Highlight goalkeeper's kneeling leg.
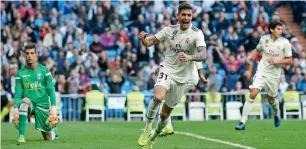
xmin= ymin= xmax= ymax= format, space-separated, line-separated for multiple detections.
xmin=41 ymin=129 xmax=56 ymax=141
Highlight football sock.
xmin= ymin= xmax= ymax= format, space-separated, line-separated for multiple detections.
xmin=0 ymin=107 xmax=10 ymax=120
xmin=240 ymin=98 xmax=254 ymax=124
xmin=149 ymin=117 xmax=169 ymax=142
xmin=166 ymin=116 xmax=172 ymax=128
xmin=272 ymin=99 xmax=280 ymax=117
xmin=19 ymin=103 xmax=28 ymax=136
xmin=145 ymin=99 xmax=161 ymax=130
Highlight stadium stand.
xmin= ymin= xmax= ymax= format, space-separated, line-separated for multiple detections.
xmin=1 ymin=1 xmax=305 ymax=121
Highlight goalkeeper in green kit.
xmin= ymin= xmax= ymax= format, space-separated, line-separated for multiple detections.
xmin=13 ymin=43 xmax=58 ymax=143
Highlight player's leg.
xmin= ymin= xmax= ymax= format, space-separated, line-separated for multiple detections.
xmin=41 ymin=129 xmax=56 ymax=141
xmin=138 ymin=85 xmax=167 ymax=146
xmin=17 ymin=98 xmax=32 ymax=143
xmin=143 ymin=103 xmax=173 ymax=149
xmin=1 ymin=99 xmax=13 ymax=121
xmin=34 ymin=105 xmax=57 ymax=141
xmin=240 ymin=88 xmax=260 ymax=123
xmin=235 ymin=74 xmax=264 ymax=130
xmin=265 ymin=78 xmax=281 ymax=127
xmin=145 ymin=85 xmax=166 ymax=130
xmin=159 ymin=116 xmax=174 ymax=137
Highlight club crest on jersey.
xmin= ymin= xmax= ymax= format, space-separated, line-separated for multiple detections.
xmin=171 ymin=30 xmax=178 ymax=40
xmin=185 ymin=38 xmax=190 ymax=44
xmin=37 ymin=73 xmax=41 ymax=79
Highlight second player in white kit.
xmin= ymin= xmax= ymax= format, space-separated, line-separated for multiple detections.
xmin=235 ymin=20 xmax=292 ymax=130
xmin=137 ymin=3 xmax=207 ymax=149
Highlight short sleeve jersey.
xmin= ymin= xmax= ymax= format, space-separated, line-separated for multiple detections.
xmin=256 ymin=35 xmax=292 ymax=79
xmin=154 ymin=24 xmax=206 ymax=83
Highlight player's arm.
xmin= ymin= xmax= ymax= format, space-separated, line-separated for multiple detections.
xmin=14 ymin=71 xmax=22 ymax=108
xmin=269 ymin=57 xmax=292 ymax=65
xmin=45 ymin=70 xmax=56 ymax=113
xmin=247 ymin=37 xmax=264 ymax=64
xmin=248 ymin=48 xmax=262 ymax=60
xmin=139 ymin=33 xmax=159 ymax=47
xmin=268 ymin=41 xmax=293 ymax=65
xmin=140 ymin=26 xmax=169 ymax=47
xmin=196 ymin=62 xmax=208 ymax=84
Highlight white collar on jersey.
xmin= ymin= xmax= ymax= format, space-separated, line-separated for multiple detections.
xmin=179 ymin=24 xmax=192 ymax=33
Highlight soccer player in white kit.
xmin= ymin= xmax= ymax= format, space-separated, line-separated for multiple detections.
xmin=235 ymin=20 xmax=292 ymax=130
xmin=137 ymin=3 xmax=207 ymax=149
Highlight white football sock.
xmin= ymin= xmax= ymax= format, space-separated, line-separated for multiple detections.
xmin=271 ymin=99 xmax=280 ymax=117
xmin=166 ymin=116 xmax=172 ymax=128
xmin=144 ymin=99 xmax=161 ymax=130
xmin=240 ymin=98 xmax=254 ymax=124
xmin=149 ymin=117 xmax=169 ymax=142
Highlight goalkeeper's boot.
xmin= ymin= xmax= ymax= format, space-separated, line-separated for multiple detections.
xmin=17 ymin=135 xmax=26 ymax=144
xmin=55 ymin=129 xmax=59 ymax=139
xmin=138 ymin=129 xmax=152 ymax=146
xmin=235 ymin=122 xmax=246 ymax=130
xmin=274 ymin=116 xmax=281 ymax=127
xmin=159 ymin=126 xmax=174 ymax=137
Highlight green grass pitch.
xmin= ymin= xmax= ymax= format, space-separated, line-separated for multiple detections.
xmin=1 ymin=120 xmax=306 ymax=149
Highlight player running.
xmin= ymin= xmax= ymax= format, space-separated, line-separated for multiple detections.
xmin=13 ymin=43 xmax=58 ymax=143
xmin=235 ymin=20 xmax=292 ymax=130
xmin=137 ymin=3 xmax=207 ymax=149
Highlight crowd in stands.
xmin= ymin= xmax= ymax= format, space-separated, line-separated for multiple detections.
xmin=290 ymin=1 xmax=306 ymax=37
xmin=1 ymin=0 xmax=305 ymax=103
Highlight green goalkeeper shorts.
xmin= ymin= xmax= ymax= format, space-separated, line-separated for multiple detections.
xmin=31 ymin=104 xmax=54 ymax=133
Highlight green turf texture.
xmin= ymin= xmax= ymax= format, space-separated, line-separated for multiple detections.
xmin=1 ymin=120 xmax=306 ymax=149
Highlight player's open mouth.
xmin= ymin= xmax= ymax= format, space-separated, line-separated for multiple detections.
xmin=182 ymin=21 xmax=189 ymax=25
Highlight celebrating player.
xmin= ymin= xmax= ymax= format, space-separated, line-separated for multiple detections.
xmin=137 ymin=3 xmax=206 ymax=149
xmin=13 ymin=43 xmax=58 ymax=143
xmin=235 ymin=20 xmax=292 ymax=130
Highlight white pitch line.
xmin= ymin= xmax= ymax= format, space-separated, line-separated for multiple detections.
xmin=176 ymin=131 xmax=256 ymax=149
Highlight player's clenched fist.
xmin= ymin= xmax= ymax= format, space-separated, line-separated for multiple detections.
xmin=179 ymin=52 xmax=191 ymax=62
xmin=138 ymin=31 xmax=148 ymax=40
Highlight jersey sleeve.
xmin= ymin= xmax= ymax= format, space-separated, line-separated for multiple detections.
xmin=195 ymin=31 xmax=206 ymax=48
xmin=256 ymin=36 xmax=264 ymax=52
xmin=283 ymin=40 xmax=292 ymax=57
xmin=45 ymin=69 xmax=56 ymax=105
xmin=195 ymin=62 xmax=203 ymax=69
xmin=14 ymin=71 xmax=22 ymax=107
xmin=154 ymin=27 xmax=168 ymax=42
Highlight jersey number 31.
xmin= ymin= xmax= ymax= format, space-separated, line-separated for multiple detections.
xmin=159 ymin=72 xmax=168 ymax=80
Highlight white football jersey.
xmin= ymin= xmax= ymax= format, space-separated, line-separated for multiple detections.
xmin=155 ymin=24 xmax=206 ymax=83
xmin=256 ymin=35 xmax=292 ymax=79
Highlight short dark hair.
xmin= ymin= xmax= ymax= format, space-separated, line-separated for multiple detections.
xmin=268 ymin=20 xmax=284 ymax=33
xmin=24 ymin=43 xmax=36 ymax=53
xmin=178 ymin=2 xmax=193 ymax=13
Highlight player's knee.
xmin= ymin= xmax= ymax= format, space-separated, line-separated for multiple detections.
xmin=19 ymin=103 xmax=29 ymax=111
xmin=154 ymin=94 xmax=165 ymax=102
xmin=21 ymin=98 xmax=31 ymax=104
xmin=160 ymin=112 xmax=170 ymax=120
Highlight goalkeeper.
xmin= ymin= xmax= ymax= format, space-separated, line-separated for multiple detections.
xmin=13 ymin=43 xmax=58 ymax=143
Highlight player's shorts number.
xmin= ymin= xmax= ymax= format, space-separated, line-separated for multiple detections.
xmin=159 ymin=72 xmax=168 ymax=80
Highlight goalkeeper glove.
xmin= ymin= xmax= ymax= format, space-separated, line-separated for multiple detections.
xmin=46 ymin=106 xmax=58 ymax=129
xmin=13 ymin=108 xmax=19 ymax=129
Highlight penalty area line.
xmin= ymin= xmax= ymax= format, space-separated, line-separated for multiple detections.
xmin=176 ymin=131 xmax=256 ymax=149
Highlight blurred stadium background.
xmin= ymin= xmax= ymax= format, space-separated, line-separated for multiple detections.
xmin=1 ymin=0 xmax=306 ymax=149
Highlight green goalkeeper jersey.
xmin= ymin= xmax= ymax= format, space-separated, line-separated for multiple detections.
xmin=14 ymin=64 xmax=56 ymax=109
